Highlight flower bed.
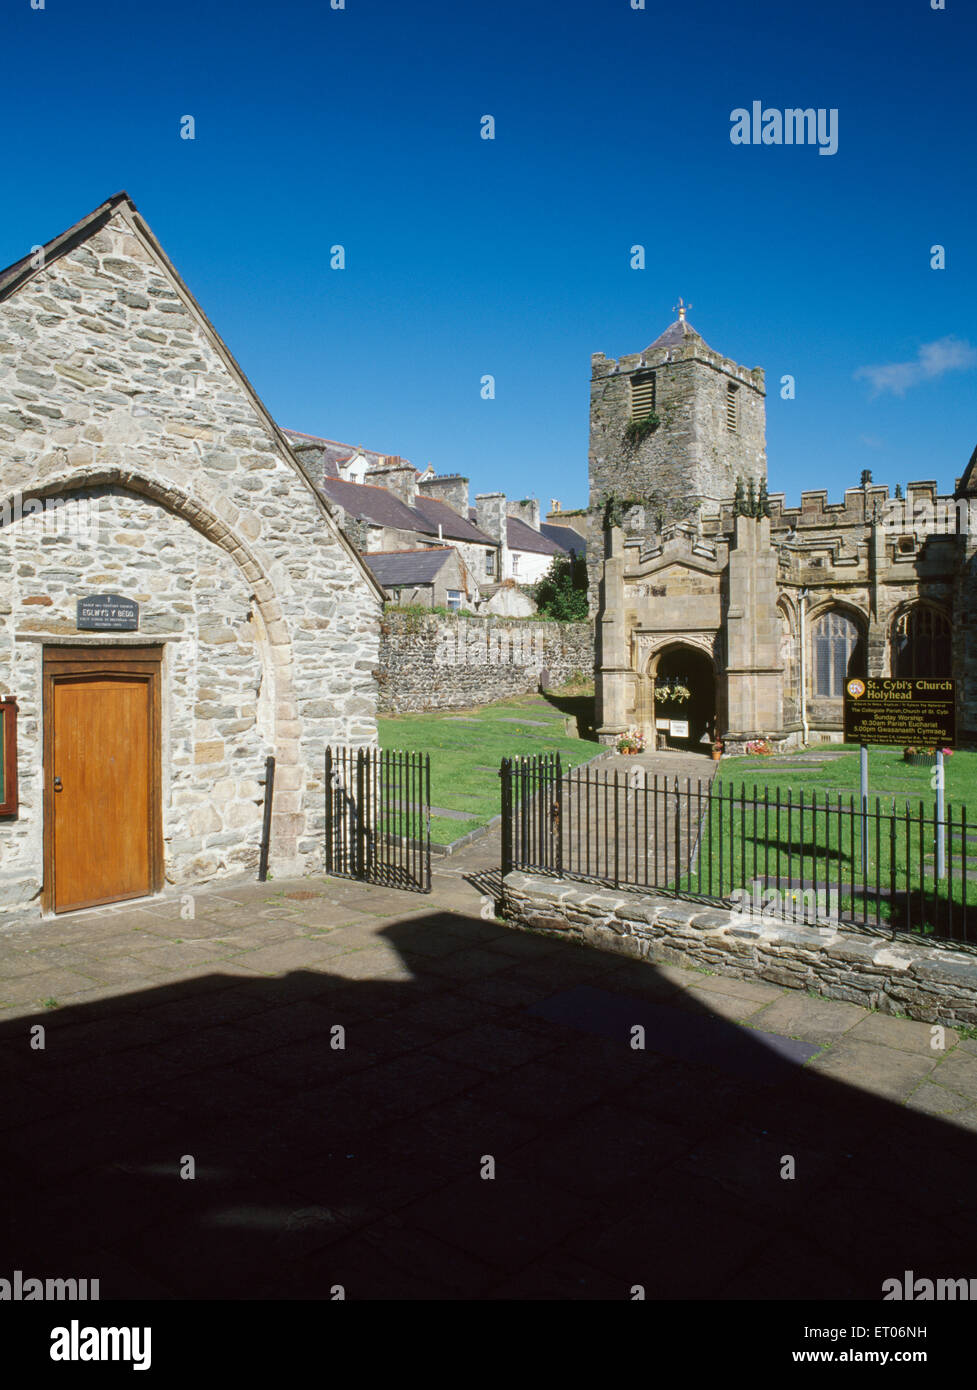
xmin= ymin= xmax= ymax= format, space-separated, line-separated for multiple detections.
xmin=745 ymin=738 xmax=773 ymax=756
xmin=903 ymin=746 xmax=954 ymax=766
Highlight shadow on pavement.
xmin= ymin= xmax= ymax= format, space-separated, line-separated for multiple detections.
xmin=1 ymin=907 xmax=975 ymax=1299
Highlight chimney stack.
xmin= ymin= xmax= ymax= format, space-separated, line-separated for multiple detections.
xmin=506 ymin=497 xmax=540 ymax=531
xmin=365 ymin=459 xmax=418 ymax=507
xmin=416 ymin=473 xmax=470 ymax=517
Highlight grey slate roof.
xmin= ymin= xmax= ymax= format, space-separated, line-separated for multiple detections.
xmin=319 ymin=477 xmax=494 ymax=544
xmin=319 ymin=477 xmax=426 ymax=531
xmin=506 ymin=515 xmax=563 ymax=555
xmin=414 ymin=496 xmax=493 ymax=544
xmin=644 ymin=316 xmax=712 ymax=354
xmin=363 ymin=548 xmax=454 ymax=586
xmin=540 ymin=522 xmax=586 ymax=557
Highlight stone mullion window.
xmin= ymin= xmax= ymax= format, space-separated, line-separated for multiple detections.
xmin=812 ymin=611 xmax=864 ymax=697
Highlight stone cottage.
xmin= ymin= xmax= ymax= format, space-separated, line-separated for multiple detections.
xmin=0 ymin=192 xmax=382 ymax=919
xmin=362 ymin=546 xmax=476 ymax=609
xmin=591 ymin=306 xmax=977 ymax=751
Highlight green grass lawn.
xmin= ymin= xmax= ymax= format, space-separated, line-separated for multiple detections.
xmin=685 ymin=745 xmax=977 ymax=935
xmin=716 ymin=743 xmax=977 ymax=807
xmin=379 ymin=692 xmax=599 ymax=844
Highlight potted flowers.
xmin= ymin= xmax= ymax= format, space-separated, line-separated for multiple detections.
xmin=711 ymin=737 xmax=723 ymax=762
xmin=656 ymin=679 xmax=692 ymax=704
xmin=616 ymin=727 xmax=647 ymax=755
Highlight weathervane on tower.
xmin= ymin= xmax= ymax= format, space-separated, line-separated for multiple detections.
xmin=672 ymin=297 xmax=691 ymax=322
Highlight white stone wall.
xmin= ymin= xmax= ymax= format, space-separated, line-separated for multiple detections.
xmin=507 ymin=547 xmax=552 ymax=586
xmin=0 ymin=201 xmax=380 ymax=916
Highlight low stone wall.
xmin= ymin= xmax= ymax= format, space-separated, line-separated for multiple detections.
xmin=503 ymin=871 xmax=977 ymax=1027
xmin=377 ymin=612 xmax=593 ymax=713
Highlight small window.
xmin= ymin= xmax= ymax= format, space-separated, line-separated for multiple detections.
xmin=630 ymin=369 xmax=656 ymax=420
xmin=485 ymin=550 xmax=495 ymax=576
xmin=512 ymin=554 xmax=520 ymax=574
xmin=726 ymin=382 xmax=739 ymax=432
xmin=446 ymin=589 xmax=463 ymax=612
xmin=898 ymin=536 xmax=914 ymax=555
xmin=0 ymin=697 xmax=19 ymax=817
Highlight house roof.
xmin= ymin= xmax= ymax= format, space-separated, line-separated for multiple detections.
xmin=282 ymin=430 xmax=390 ymax=481
xmin=0 ymin=191 xmax=387 ymax=603
xmin=320 ymin=477 xmax=427 ymax=531
xmin=507 ymin=515 xmax=563 ymax=555
xmin=318 ymin=476 xmax=494 ymax=544
xmin=541 ymin=522 xmax=586 ymax=557
xmin=363 ymin=548 xmax=455 ymax=586
xmin=413 ymin=495 xmax=493 ymax=544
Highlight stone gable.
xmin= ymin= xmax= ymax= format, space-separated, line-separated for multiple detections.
xmin=0 ymin=195 xmax=382 ymax=918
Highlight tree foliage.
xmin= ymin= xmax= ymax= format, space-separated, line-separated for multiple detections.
xmin=532 ymin=551 xmax=589 ymax=621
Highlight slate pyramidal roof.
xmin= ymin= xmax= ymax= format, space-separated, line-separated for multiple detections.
xmin=643 ymin=313 xmax=712 ymax=355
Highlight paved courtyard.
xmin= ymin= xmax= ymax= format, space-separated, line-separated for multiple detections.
xmin=2 ymin=835 xmax=977 ymax=1299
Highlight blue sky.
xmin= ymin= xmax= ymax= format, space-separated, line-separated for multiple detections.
xmin=3 ymin=0 xmax=975 ymax=508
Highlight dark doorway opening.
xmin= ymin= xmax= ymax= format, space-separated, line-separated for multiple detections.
xmin=653 ymin=646 xmax=716 ymax=752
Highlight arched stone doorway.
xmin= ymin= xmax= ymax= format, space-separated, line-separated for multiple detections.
xmin=650 ymin=644 xmax=716 ymax=752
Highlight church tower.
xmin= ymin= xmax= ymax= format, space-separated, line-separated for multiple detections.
xmin=588 ymin=302 xmax=767 ymax=524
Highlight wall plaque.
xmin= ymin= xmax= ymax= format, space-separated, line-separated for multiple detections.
xmin=76 ymin=594 xmax=139 ymax=632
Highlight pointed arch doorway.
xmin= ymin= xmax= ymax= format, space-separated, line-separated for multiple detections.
xmin=649 ymin=644 xmax=717 ymax=752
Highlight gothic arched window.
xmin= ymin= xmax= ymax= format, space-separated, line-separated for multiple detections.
xmin=891 ymin=605 xmax=951 ymax=679
xmin=812 ymin=610 xmax=865 ymax=697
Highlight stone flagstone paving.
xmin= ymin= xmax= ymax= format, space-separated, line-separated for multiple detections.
xmin=1 ymin=835 xmax=977 ymax=1299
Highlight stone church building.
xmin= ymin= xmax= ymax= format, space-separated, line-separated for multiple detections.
xmin=592 ymin=305 xmax=977 ymax=752
xmin=0 ymin=193 xmax=382 ymax=920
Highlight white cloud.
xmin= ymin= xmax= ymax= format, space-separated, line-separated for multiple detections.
xmin=855 ymin=336 xmax=977 ymax=396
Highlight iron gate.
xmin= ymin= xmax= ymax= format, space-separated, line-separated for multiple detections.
xmin=325 ymin=746 xmax=431 ymax=893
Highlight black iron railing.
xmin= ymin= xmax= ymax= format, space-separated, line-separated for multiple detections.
xmin=500 ymin=755 xmax=974 ymax=942
xmin=326 ymin=746 xmax=431 ymax=893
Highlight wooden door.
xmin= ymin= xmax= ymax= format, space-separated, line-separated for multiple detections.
xmin=44 ymin=648 xmax=162 ymax=913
